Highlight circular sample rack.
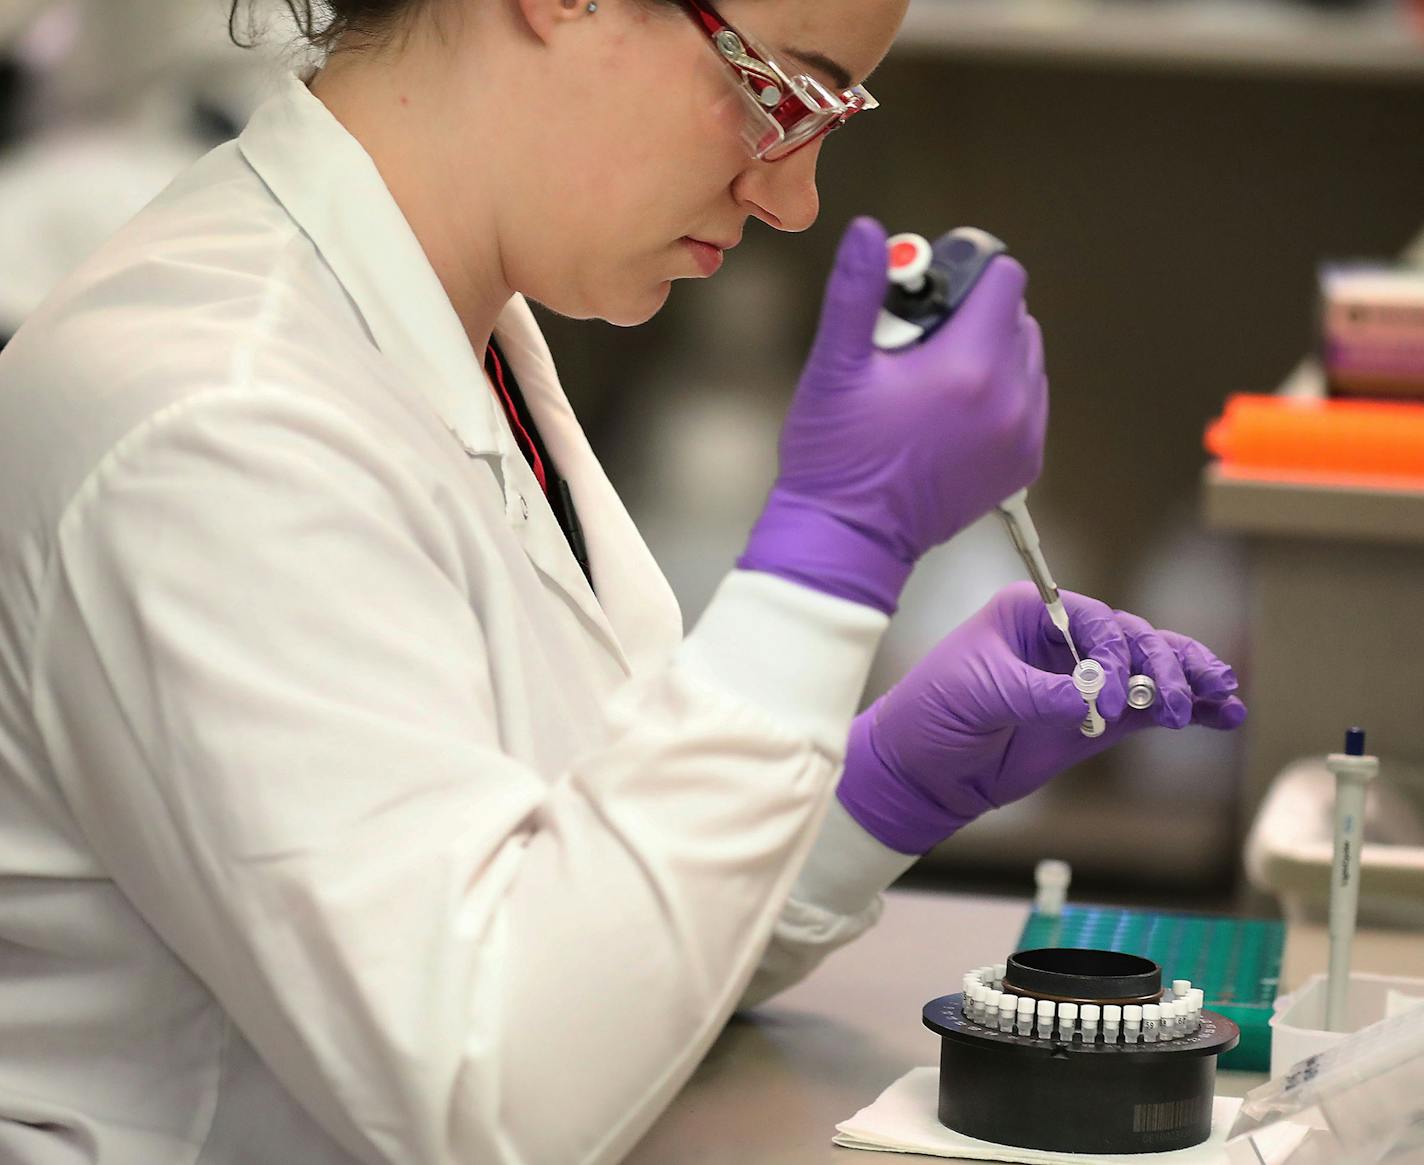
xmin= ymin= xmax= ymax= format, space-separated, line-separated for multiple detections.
xmin=924 ymin=948 xmax=1240 ymax=1155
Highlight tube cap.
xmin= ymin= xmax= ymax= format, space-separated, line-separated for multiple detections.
xmin=1072 ymin=659 xmax=1107 ymax=697
xmin=1127 ymin=674 xmax=1158 ymax=710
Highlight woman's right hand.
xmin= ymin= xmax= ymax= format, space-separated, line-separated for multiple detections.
xmin=738 ymin=216 xmax=1048 ymax=614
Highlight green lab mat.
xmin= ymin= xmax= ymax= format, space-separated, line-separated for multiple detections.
xmin=1018 ymin=905 xmax=1285 ymax=1072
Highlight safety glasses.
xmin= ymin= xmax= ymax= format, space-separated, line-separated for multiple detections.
xmin=681 ymin=0 xmax=878 ymax=162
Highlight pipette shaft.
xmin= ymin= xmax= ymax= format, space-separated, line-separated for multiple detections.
xmin=1325 ymin=727 xmax=1378 ymax=1032
xmin=996 ymin=489 xmax=1081 ymax=664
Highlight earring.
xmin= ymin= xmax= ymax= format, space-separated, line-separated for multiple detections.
xmin=586 ymin=1 xmax=597 ymax=11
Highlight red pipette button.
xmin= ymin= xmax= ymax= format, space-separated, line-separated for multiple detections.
xmin=885 ymin=232 xmax=933 ymax=290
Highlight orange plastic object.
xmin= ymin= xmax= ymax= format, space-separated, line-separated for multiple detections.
xmin=1205 ymin=394 xmax=1424 ymax=487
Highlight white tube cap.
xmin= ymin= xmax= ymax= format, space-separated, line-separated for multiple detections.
xmin=1072 ymin=659 xmax=1107 ymax=697
xmin=1173 ymin=979 xmax=1192 ymax=999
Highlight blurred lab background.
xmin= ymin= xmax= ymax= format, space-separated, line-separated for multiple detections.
xmin=2 ymin=0 xmax=1423 ymax=913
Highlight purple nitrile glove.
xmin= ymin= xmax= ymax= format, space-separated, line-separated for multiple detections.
xmin=838 ymin=583 xmax=1249 ymax=855
xmin=738 ymin=217 xmax=1048 ymax=615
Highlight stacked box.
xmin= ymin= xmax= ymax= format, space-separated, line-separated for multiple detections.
xmin=1322 ymin=265 xmax=1424 ymax=400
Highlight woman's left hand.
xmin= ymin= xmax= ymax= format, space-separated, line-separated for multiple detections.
xmin=836 ymin=582 xmax=1248 ymax=855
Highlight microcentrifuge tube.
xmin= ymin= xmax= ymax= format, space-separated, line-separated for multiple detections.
xmin=1059 ymin=1002 xmax=1080 ymax=1040
xmin=1081 ymin=1004 xmax=1101 ymax=1042
xmin=992 ymin=963 xmax=1007 ymax=988
xmin=998 ymin=994 xmax=1017 ymax=1032
xmin=1103 ymin=1004 xmax=1122 ymax=1042
xmin=1188 ymin=989 xmax=1204 ymax=1032
xmin=1124 ymin=1005 xmax=1143 ymax=1042
xmin=1073 ymin=659 xmax=1107 ymax=738
xmin=1142 ymin=1004 xmax=1161 ymax=1043
xmin=1034 ymin=859 xmax=1072 ymax=916
xmin=1173 ymin=979 xmax=1191 ymax=999
xmin=1016 ymin=997 xmax=1035 ymax=1035
xmin=1036 ymin=999 xmax=1055 ymax=1038
xmin=986 ymin=989 xmax=1003 ymax=1025
xmin=1162 ymin=1001 xmax=1179 ymax=1040
xmin=972 ymin=984 xmax=990 ymax=1022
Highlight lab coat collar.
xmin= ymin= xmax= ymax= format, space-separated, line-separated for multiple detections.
xmin=237 ymin=76 xmax=683 ymax=674
xmin=237 ymin=74 xmax=504 ymax=458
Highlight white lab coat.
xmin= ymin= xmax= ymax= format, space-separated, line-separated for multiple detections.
xmin=0 ymin=76 xmax=914 ymax=1165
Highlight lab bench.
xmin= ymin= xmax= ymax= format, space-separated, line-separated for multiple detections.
xmin=625 ymin=888 xmax=1424 ymax=1163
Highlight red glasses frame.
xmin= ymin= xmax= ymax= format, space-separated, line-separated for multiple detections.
xmin=680 ymin=0 xmax=878 ymax=162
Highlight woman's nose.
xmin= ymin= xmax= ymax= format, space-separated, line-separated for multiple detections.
xmin=733 ymin=140 xmax=822 ymax=233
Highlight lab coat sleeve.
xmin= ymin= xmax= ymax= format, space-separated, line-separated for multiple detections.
xmin=29 ymin=385 xmax=888 ymax=1165
xmin=739 ymin=798 xmax=920 ymax=1009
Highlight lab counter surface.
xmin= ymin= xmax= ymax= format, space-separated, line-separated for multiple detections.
xmin=626 ymin=888 xmax=1424 ymax=1163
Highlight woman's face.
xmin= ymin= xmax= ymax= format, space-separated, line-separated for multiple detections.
xmin=490 ymin=0 xmax=909 ymax=326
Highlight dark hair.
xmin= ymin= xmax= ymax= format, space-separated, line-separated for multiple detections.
xmin=230 ymin=0 xmax=682 ymax=49
xmin=228 ymin=1 xmax=415 ymax=49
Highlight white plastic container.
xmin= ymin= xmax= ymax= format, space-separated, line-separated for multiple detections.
xmin=1246 ymin=756 xmax=1424 ymax=928
xmin=1269 ymin=970 xmax=1424 ymax=1079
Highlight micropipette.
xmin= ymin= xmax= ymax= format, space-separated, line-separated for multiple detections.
xmin=996 ymin=489 xmax=1082 ymax=665
xmin=872 ymin=228 xmax=1085 ymax=667
xmin=1325 ymin=727 xmax=1379 ymax=1032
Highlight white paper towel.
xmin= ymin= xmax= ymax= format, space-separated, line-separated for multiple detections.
xmin=834 ymin=1067 xmax=1242 ymax=1163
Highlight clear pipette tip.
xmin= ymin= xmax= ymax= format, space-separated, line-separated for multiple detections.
xmin=1046 ymin=598 xmax=1082 ymax=665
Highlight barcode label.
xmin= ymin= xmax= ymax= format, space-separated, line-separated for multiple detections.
xmin=1133 ymin=1096 xmax=1207 ymax=1135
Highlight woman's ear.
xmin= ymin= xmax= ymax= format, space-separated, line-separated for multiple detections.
xmin=515 ymin=0 xmax=590 ymax=43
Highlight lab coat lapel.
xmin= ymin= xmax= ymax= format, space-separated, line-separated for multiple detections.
xmin=238 ymin=77 xmax=632 ymax=669
xmin=237 ymin=76 xmax=502 ymax=460
xmin=484 ymin=356 xmax=635 ymax=677
xmin=493 ymin=300 xmax=685 ymax=675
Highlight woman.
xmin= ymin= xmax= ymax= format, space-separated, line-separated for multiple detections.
xmin=0 ymin=1 xmax=1246 ymax=1162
